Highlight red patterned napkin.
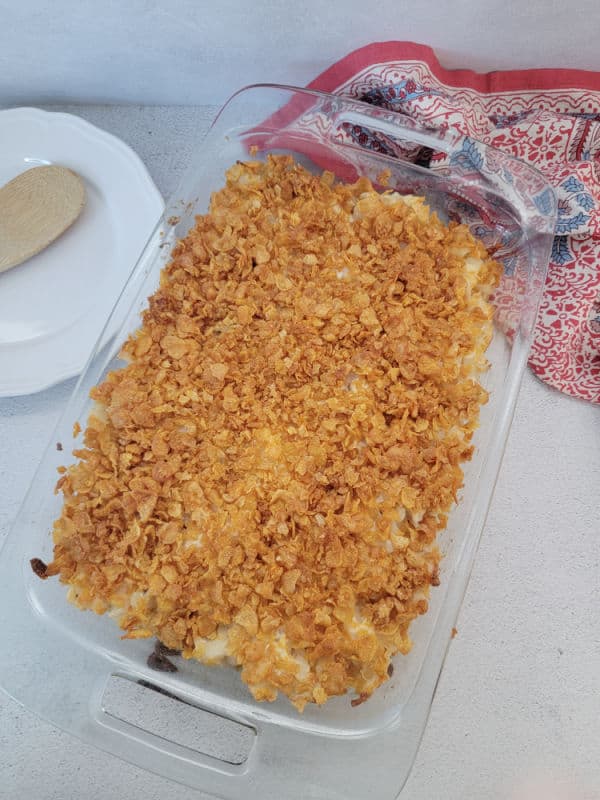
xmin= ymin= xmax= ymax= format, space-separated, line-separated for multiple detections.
xmin=307 ymin=42 xmax=600 ymax=403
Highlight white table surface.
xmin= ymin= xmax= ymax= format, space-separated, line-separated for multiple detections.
xmin=0 ymin=105 xmax=598 ymax=800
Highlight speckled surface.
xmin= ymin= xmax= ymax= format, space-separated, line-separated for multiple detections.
xmin=0 ymin=106 xmax=598 ymax=800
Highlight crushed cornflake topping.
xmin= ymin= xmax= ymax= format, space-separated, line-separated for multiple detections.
xmin=48 ymin=155 xmax=501 ymax=710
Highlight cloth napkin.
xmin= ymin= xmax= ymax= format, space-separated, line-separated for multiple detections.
xmin=307 ymin=42 xmax=600 ymax=404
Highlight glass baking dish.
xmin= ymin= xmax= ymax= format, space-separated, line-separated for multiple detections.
xmin=0 ymin=85 xmax=556 ymax=799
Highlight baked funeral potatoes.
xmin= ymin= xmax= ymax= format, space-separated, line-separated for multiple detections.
xmin=43 ymin=156 xmax=501 ymax=710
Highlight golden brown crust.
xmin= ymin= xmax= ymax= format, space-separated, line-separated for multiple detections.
xmin=49 ymin=155 xmax=500 ymax=710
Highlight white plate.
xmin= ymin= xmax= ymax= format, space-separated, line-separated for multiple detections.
xmin=0 ymin=107 xmax=164 ymax=396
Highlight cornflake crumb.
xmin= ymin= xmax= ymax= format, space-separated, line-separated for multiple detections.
xmin=30 ymin=557 xmax=58 ymax=580
xmin=47 ymin=155 xmax=500 ymax=711
xmin=377 ymin=169 xmax=391 ymax=187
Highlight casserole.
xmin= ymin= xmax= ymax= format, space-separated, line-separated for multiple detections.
xmin=0 ymin=85 xmax=556 ymax=800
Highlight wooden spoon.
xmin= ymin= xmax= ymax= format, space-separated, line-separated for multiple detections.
xmin=0 ymin=165 xmax=86 ymax=274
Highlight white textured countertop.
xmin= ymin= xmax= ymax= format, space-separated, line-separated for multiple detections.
xmin=1 ymin=105 xmax=598 ymax=800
